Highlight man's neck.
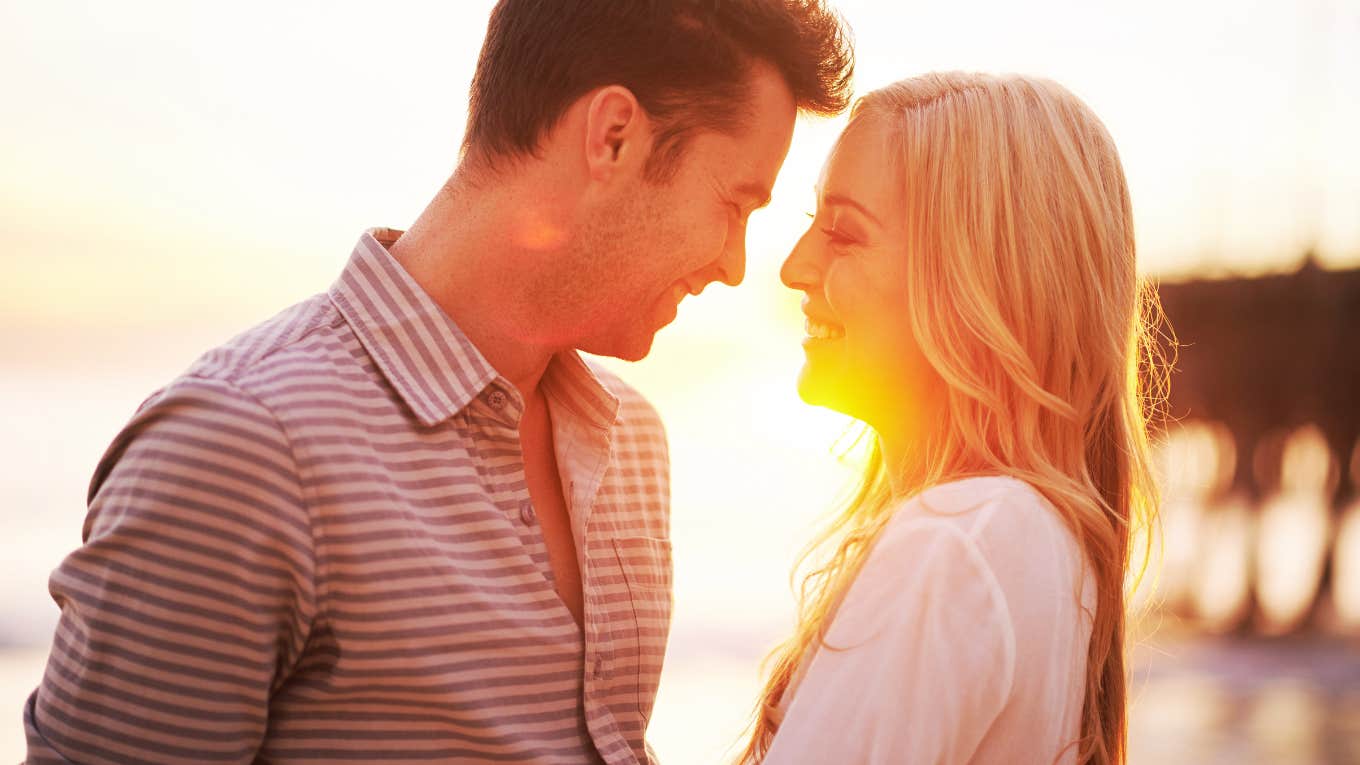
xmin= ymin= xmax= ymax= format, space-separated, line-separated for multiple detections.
xmin=388 ymin=171 xmax=562 ymax=402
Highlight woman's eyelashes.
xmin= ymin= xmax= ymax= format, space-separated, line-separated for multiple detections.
xmin=805 ymin=211 xmax=858 ymax=247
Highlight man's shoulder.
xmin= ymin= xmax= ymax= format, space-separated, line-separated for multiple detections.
xmin=178 ymin=293 xmax=348 ymax=395
xmin=122 ymin=292 xmax=353 ymax=434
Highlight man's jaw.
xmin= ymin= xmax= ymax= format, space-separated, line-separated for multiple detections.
xmin=578 ymin=280 xmax=705 ymax=362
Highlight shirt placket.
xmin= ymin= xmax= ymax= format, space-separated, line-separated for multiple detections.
xmin=475 ymin=384 xmax=557 ymax=586
xmin=568 ymin=419 xmax=639 ymax=765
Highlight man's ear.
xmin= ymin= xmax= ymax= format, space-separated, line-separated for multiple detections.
xmin=583 ymin=85 xmax=648 ymax=183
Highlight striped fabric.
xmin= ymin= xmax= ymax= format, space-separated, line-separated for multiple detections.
xmin=24 ymin=229 xmax=673 ymax=765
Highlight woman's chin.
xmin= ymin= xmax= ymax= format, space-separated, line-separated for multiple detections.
xmin=795 ymin=368 xmax=842 ymax=411
xmin=797 ymin=369 xmax=885 ymax=428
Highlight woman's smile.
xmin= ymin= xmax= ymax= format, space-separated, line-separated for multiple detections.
xmin=803 ymin=316 xmax=845 ymax=342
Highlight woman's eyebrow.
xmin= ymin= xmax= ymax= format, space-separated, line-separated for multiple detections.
xmin=816 ymin=188 xmax=883 ymax=227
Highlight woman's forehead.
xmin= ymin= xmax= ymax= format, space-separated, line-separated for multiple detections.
xmin=817 ymin=122 xmax=900 ymax=216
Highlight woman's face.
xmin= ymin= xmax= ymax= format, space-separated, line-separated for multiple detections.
xmin=780 ymin=122 xmax=938 ymax=434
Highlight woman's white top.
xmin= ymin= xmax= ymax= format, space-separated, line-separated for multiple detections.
xmin=764 ymin=476 xmax=1098 ymax=764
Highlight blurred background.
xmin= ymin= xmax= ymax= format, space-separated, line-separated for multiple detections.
xmin=2 ymin=0 xmax=1358 ymax=762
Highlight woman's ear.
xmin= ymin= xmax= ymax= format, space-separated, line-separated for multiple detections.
xmin=583 ymin=85 xmax=648 ymax=183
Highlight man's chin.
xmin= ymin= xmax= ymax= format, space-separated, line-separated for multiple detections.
xmin=577 ymin=330 xmax=657 ymax=362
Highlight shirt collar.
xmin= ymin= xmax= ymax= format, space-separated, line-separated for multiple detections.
xmin=328 ymin=228 xmax=499 ymax=427
xmin=328 ymin=228 xmax=621 ymax=431
xmin=543 ymin=350 xmax=622 ymax=432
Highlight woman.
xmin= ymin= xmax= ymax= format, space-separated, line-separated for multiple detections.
xmin=739 ymin=73 xmax=1165 ymax=764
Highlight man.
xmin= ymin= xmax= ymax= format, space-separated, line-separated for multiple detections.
xmin=24 ymin=1 xmax=852 ymax=763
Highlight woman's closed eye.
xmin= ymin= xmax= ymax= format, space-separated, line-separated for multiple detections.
xmin=805 ymin=211 xmax=857 ymax=247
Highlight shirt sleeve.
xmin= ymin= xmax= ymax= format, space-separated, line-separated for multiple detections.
xmin=762 ymin=518 xmax=1015 ymax=765
xmin=24 ymin=377 xmax=316 ymax=765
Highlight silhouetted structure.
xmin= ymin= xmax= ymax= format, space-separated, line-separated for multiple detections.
xmin=1156 ymin=257 xmax=1360 ymax=629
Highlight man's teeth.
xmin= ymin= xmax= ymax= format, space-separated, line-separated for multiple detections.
xmin=804 ymin=318 xmax=845 ymax=340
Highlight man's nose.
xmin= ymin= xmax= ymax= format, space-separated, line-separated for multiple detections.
xmin=715 ymin=234 xmax=746 ymax=287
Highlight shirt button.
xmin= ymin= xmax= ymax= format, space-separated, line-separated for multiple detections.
xmin=519 ymin=501 xmax=536 ymax=526
xmin=486 ymin=390 xmax=507 ymax=410
xmin=591 ymin=659 xmax=605 ymax=680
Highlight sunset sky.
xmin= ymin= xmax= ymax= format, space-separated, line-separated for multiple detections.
xmin=2 ymin=0 xmax=1358 ymax=341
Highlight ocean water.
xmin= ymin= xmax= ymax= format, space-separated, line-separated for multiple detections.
xmin=3 ymin=345 xmax=1358 ymax=763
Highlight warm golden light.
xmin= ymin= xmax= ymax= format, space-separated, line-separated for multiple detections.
xmin=3 ymin=1 xmax=1360 ymax=763
xmin=1190 ymin=493 xmax=1255 ymax=632
xmin=1138 ymin=423 xmax=1237 ymax=613
xmin=511 ymin=205 xmax=571 ymax=252
xmin=1334 ymin=500 xmax=1360 ymax=629
xmin=1255 ymin=427 xmax=1336 ymax=634
xmin=1256 ymin=492 xmax=1332 ymax=633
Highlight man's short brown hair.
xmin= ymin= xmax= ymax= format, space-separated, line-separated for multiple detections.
xmin=462 ymin=0 xmax=854 ymax=181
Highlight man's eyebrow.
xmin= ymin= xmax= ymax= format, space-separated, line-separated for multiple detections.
xmin=816 ymin=187 xmax=883 ymax=227
xmin=734 ymin=182 xmax=773 ymax=209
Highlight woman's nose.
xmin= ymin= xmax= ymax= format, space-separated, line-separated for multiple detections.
xmin=780 ymin=231 xmax=820 ymax=291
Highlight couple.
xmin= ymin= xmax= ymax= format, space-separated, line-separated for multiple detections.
xmin=23 ymin=1 xmax=1159 ymax=764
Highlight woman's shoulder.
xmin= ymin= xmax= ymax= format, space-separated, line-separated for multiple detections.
xmin=888 ymin=475 xmax=1059 ymax=540
xmin=883 ymin=475 xmax=1093 ymax=612
xmin=857 ymin=476 xmax=1055 ymax=594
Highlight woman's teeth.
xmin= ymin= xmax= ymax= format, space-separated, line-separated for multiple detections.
xmin=804 ymin=318 xmax=845 ymax=340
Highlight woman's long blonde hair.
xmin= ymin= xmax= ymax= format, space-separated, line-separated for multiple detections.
xmin=738 ymin=72 xmax=1169 ymax=764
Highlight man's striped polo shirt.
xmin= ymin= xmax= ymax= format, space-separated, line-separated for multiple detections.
xmin=24 ymin=229 xmax=673 ymax=764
